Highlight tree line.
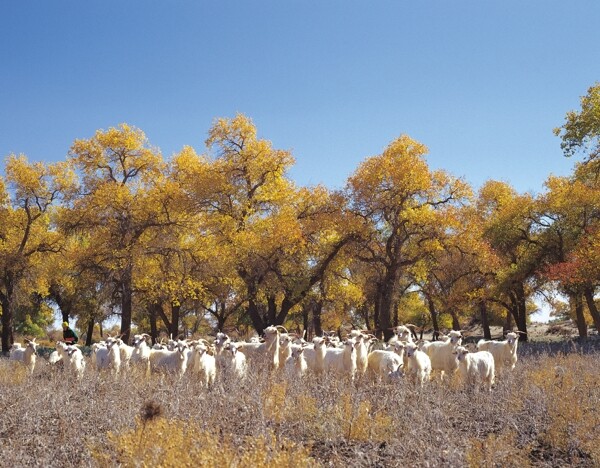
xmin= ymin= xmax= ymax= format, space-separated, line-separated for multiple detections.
xmin=1 ymin=84 xmax=600 ymax=353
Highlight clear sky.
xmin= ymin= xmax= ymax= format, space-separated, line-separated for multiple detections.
xmin=1 ymin=1 xmax=599 ymax=195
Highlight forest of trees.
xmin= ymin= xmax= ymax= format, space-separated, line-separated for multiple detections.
xmin=1 ymin=84 xmax=600 ymax=353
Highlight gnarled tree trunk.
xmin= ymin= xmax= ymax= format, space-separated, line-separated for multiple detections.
xmin=583 ymin=285 xmax=600 ymax=333
xmin=479 ymin=300 xmax=492 ymax=340
xmin=570 ymin=291 xmax=588 ymax=338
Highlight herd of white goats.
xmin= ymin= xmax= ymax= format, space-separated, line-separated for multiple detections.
xmin=7 ymin=325 xmax=524 ymax=391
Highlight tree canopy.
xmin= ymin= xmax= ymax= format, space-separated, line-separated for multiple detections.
xmin=3 ymin=85 xmax=600 ymax=350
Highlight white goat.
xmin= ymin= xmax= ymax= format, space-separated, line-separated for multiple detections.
xmin=284 ymin=345 xmax=308 ymax=378
xmin=213 ymin=332 xmax=231 ymax=356
xmin=50 ymin=341 xmax=85 ymax=378
xmin=237 ymin=325 xmax=285 ymax=370
xmin=116 ymin=338 xmax=134 ymax=369
xmin=387 ymin=324 xmax=417 ymax=346
xmin=65 ymin=345 xmax=86 ymax=378
xmin=399 ymin=342 xmax=431 ymax=387
xmin=9 ymin=338 xmax=38 ymax=374
xmin=149 ymin=340 xmax=189 ymax=377
xmin=324 ymin=338 xmax=358 ymax=379
xmin=223 ymin=342 xmax=247 ymax=379
xmin=48 ymin=349 xmax=62 ymax=364
xmin=212 ymin=332 xmax=233 ymax=374
xmin=454 ymin=346 xmax=495 ymax=392
xmin=130 ymin=333 xmax=152 ymax=372
xmin=278 ymin=333 xmax=303 ymax=369
xmin=51 ymin=341 xmax=70 ymax=365
xmin=367 ymin=349 xmax=404 ymax=383
xmin=165 ymin=336 xmax=179 ymax=351
xmin=92 ymin=336 xmax=121 ymax=375
xmin=189 ymin=339 xmax=216 ymax=386
xmin=303 ymin=336 xmax=328 ymax=375
xmin=420 ymin=330 xmax=463 ymax=380
xmin=349 ymin=330 xmax=376 ymax=377
xmin=477 ymin=331 xmax=522 ymax=372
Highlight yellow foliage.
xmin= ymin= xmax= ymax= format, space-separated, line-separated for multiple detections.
xmin=263 ymin=381 xmax=288 ymax=424
xmin=338 ymin=394 xmax=394 ymax=442
xmin=92 ymin=417 xmax=318 ymax=467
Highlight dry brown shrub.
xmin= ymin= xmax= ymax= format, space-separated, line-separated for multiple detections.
xmin=0 ymin=361 xmax=28 ymax=385
xmin=466 ymin=430 xmax=533 ymax=467
xmin=0 ymin=348 xmax=598 ymax=467
xmin=528 ymin=354 xmax=600 ymax=464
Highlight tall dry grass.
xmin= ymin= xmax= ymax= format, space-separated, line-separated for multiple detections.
xmin=0 ymin=347 xmax=598 ymax=467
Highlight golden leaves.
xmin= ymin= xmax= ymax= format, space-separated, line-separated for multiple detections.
xmin=69 ymin=123 xmax=164 ymax=186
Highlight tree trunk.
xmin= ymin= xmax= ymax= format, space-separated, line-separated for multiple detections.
xmin=570 ymin=291 xmax=587 ymax=338
xmin=507 ymin=284 xmax=528 ymax=341
xmin=379 ymin=270 xmax=401 ymax=342
xmin=149 ymin=303 xmax=158 ymax=345
xmin=1 ymin=295 xmax=12 ymax=356
xmin=120 ymin=268 xmax=133 ymax=344
xmin=358 ymin=304 xmax=371 ymax=332
xmin=312 ymin=300 xmax=323 ymax=338
xmin=246 ymin=298 xmax=266 ymax=336
xmin=242 ymin=275 xmax=266 ymax=335
xmin=170 ymin=302 xmax=180 ymax=338
xmin=504 ymin=308 xmax=513 ymax=334
xmin=85 ymin=318 xmax=95 ymax=346
xmin=301 ymin=302 xmax=310 ymax=338
xmin=49 ymin=283 xmax=74 ymax=325
xmin=216 ymin=310 xmax=226 ymax=332
xmin=0 ymin=277 xmax=15 ymax=355
xmin=373 ymin=282 xmax=383 ymax=336
xmin=275 ymin=297 xmax=294 ymax=325
xmin=583 ymin=285 xmax=600 ymax=333
xmin=267 ymin=295 xmax=277 ymax=325
xmin=427 ymin=296 xmax=441 ymax=340
xmin=449 ymin=309 xmax=461 ymax=331
xmin=156 ymin=303 xmax=172 ymax=333
xmin=479 ymin=300 xmax=492 ymax=340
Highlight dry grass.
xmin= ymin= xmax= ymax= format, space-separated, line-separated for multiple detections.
xmin=0 ymin=346 xmax=599 ymax=467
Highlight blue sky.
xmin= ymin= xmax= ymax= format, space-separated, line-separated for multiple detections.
xmin=1 ymin=1 xmax=599 ymax=195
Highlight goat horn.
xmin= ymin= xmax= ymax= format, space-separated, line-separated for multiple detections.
xmin=275 ymin=325 xmax=288 ymax=333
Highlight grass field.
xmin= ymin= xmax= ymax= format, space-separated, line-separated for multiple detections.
xmin=0 ymin=337 xmax=599 ymax=467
